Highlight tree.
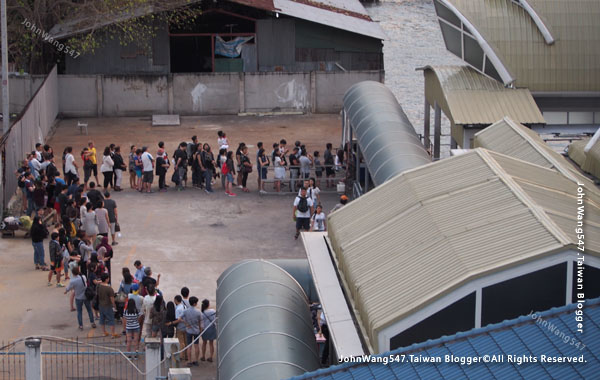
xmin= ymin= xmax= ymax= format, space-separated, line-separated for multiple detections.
xmin=7 ymin=0 xmax=200 ymax=74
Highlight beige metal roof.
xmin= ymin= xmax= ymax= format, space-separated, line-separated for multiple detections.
xmin=421 ymin=65 xmax=545 ymax=126
xmin=569 ymin=138 xmax=600 ymax=180
xmin=328 ymin=148 xmax=600 ymax=353
xmin=474 ymin=117 xmax=600 ymax=205
xmin=443 ymin=0 xmax=600 ymax=91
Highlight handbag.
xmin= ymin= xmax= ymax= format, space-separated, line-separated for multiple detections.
xmin=171 ymin=170 xmax=180 ymax=184
xmin=115 ymin=223 xmax=121 ymax=232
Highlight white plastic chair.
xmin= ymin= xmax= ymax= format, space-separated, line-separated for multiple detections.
xmin=77 ymin=121 xmax=88 ymax=135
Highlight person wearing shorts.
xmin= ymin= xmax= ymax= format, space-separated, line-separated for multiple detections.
xmin=293 ymin=187 xmax=314 ymax=240
xmin=182 ymin=297 xmax=202 ymax=366
xmin=97 ymin=273 xmax=119 ymax=338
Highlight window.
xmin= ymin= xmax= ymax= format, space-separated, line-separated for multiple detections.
xmin=464 ymin=35 xmax=484 ymax=71
xmin=439 ymin=21 xmax=462 ymax=58
xmin=434 ymin=0 xmax=461 ymax=28
xmin=543 ymin=112 xmax=568 ymax=125
xmin=572 ymin=264 xmax=600 ymax=302
xmin=390 ymin=293 xmax=476 ymax=349
xmin=569 ymin=112 xmax=594 ymax=125
xmin=482 ymin=263 xmax=566 ymax=326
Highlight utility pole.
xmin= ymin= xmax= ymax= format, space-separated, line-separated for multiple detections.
xmin=1 ymin=0 xmax=9 ymax=135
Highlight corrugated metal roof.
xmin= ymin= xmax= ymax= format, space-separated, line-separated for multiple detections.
xmin=422 ymin=65 xmax=545 ymax=126
xmin=288 ymin=298 xmax=600 ymax=380
xmin=443 ymin=0 xmax=600 ymax=92
xmin=474 ymin=117 xmax=600 ymax=204
xmin=51 ymin=0 xmax=385 ymax=41
xmin=343 ymin=81 xmax=431 ymax=187
xmin=272 ymin=0 xmax=386 ymax=40
xmin=569 ymin=136 xmax=600 ymax=180
xmin=327 ymin=148 xmax=600 ymax=353
xmin=217 ymin=260 xmax=320 ymax=380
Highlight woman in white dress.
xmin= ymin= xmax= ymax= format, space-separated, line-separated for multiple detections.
xmin=273 ymin=149 xmax=286 ymax=192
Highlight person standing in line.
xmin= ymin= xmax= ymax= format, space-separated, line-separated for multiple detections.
xmin=64 ymin=147 xmax=79 ymax=186
xmin=311 ymin=205 xmax=327 ymax=232
xmin=235 ymin=143 xmax=245 ymax=188
xmin=64 ymin=267 xmax=96 ymax=330
xmin=112 ymin=146 xmax=126 ymax=191
xmin=97 ymin=273 xmax=120 ymax=338
xmin=81 ymin=202 xmax=98 ymax=243
xmin=240 ymin=145 xmax=252 ymax=193
xmin=101 ymin=147 xmax=114 ymax=191
xmin=48 ymin=232 xmax=64 ymax=287
xmin=324 ymin=143 xmax=335 ymax=188
xmin=96 ymin=236 xmax=114 ymax=285
xmin=299 ymin=149 xmax=313 ymax=180
xmin=217 ymin=130 xmax=229 ymax=151
xmin=142 ymin=284 xmax=158 ymax=339
xmin=319 ymin=308 xmax=329 ymax=364
xmin=293 ymin=187 xmax=314 ymax=240
xmin=173 ymin=295 xmax=188 ymax=361
xmin=201 ymin=144 xmax=216 ymax=193
xmin=134 ymin=149 xmax=144 ymax=192
xmin=256 ymin=142 xmax=263 ymax=190
xmin=289 ymin=147 xmax=300 ymax=192
xmin=85 ymin=141 xmax=100 ymax=186
xmin=182 ymin=296 xmax=202 ymax=366
xmin=223 ymin=151 xmax=236 ymax=197
xmin=134 ymin=260 xmax=146 ymax=283
xmin=156 ymin=145 xmax=170 ymax=192
xmin=150 ymin=295 xmax=167 ymax=338
xmin=273 ymin=148 xmax=285 ymax=193
xmin=200 ymin=299 xmax=217 ymax=362
xmin=103 ymin=192 xmax=118 ymax=245
xmin=122 ymin=299 xmax=141 ymax=357
xmin=141 ymin=147 xmax=154 ymax=193
xmin=173 ymin=142 xmax=188 ymax=191
xmin=165 ymin=301 xmax=177 ymax=338
xmin=258 ymin=147 xmax=269 ymax=194
xmin=217 ymin=148 xmax=227 ymax=189
xmin=128 ymin=145 xmax=137 ymax=190
xmin=31 ymin=216 xmax=49 ymax=270
xmin=181 ymin=287 xmax=191 ymax=308
xmin=314 ymin=151 xmax=323 ymax=187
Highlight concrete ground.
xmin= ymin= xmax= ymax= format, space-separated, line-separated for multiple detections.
xmin=0 ymin=114 xmax=342 ymax=379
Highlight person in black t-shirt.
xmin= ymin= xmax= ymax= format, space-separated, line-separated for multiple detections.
xmin=173 ymin=142 xmax=188 ymax=190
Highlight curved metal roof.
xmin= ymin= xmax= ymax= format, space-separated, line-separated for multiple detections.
xmin=343 ymin=81 xmax=430 ymax=187
xmin=217 ymin=260 xmax=320 ymax=380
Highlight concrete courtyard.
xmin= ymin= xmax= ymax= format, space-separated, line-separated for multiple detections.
xmin=0 ymin=114 xmax=342 ymax=378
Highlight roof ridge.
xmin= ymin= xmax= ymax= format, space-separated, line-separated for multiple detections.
xmin=477 ymin=149 xmax=573 ymax=246
xmin=502 ymin=117 xmax=578 ymax=181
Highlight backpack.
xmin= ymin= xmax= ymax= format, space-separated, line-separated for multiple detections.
xmin=221 ymin=162 xmax=229 ymax=175
xmin=82 ymin=276 xmax=96 ymax=301
xmin=297 ymin=196 xmax=309 ymax=213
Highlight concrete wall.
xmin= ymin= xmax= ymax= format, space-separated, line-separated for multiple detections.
xmin=58 ymin=75 xmax=97 ymax=117
xmin=315 ymin=71 xmax=383 ymax=113
xmin=1 ymin=67 xmax=59 ymax=209
xmin=0 ymin=75 xmax=45 ymax=114
xmin=102 ymin=76 xmax=168 ymax=116
xmin=174 ymin=73 xmax=240 ymax=115
xmin=56 ymin=70 xmax=383 ymax=117
xmin=245 ymin=72 xmax=311 ymax=112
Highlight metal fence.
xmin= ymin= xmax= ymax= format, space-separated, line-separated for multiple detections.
xmin=0 ymin=340 xmax=25 ymax=380
xmin=257 ymin=164 xmax=347 ymax=195
xmin=0 ymin=66 xmax=59 ymax=212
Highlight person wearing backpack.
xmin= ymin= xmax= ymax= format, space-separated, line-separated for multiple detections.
xmin=293 ymin=187 xmax=314 ymax=240
xmin=65 ymin=266 xmax=97 ymax=330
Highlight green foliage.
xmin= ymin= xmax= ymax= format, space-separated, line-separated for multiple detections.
xmin=7 ymin=0 xmax=201 ymax=73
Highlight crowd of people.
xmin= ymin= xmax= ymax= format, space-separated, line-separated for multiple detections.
xmin=64 ymin=259 xmax=217 ymax=364
xmin=13 ymin=131 xmax=351 ymax=364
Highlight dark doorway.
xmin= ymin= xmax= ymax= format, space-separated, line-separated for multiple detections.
xmin=170 ymin=36 xmax=213 ymax=73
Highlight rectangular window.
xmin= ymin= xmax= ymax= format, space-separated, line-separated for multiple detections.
xmin=569 ymin=112 xmax=594 ymax=125
xmin=482 ymin=263 xmax=566 ymax=326
xmin=543 ymin=111 xmax=568 ymax=125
